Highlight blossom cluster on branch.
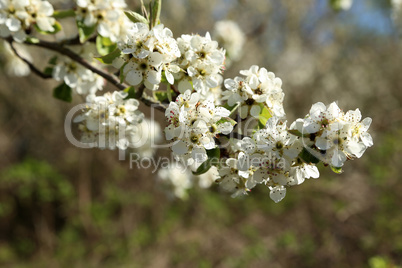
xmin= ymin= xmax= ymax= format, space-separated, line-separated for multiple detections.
xmin=73 ymin=91 xmax=144 ymax=150
xmin=0 ymin=0 xmax=374 ymax=202
xmin=52 ymin=43 xmax=105 ymax=96
xmin=0 ymin=0 xmax=56 ymax=41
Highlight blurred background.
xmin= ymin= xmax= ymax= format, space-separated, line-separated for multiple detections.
xmin=0 ymin=0 xmax=402 ymax=267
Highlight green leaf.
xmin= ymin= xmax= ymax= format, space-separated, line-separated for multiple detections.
xmin=123 ymin=86 xmax=137 ymax=99
xmin=99 ymin=36 xmax=114 ymax=46
xmin=287 ymin=129 xmax=310 ymax=138
xmin=95 ymin=48 xmax=121 ymax=64
xmin=160 ymin=70 xmax=168 ymax=84
xmin=223 ymin=103 xmax=235 ymax=111
xmin=256 ymin=121 xmax=264 ymax=130
xmin=154 ymin=88 xmax=175 ymax=103
xmin=25 ymin=37 xmax=39 ymax=44
xmin=96 ymin=36 xmax=117 ymax=56
xmin=48 ymin=56 xmax=58 ymax=65
xmin=43 ymin=67 xmax=53 ymax=76
xmin=53 ymin=83 xmax=72 ymax=102
xmin=77 ymin=20 xmax=96 ymax=43
xmin=53 ymin=9 xmax=75 ymax=19
xmin=34 ymin=21 xmax=62 ymax=35
xmin=229 ymin=103 xmax=240 ymax=117
xmin=120 ymin=62 xmax=128 ymax=83
xmin=299 ymin=147 xmax=320 ymax=164
xmin=154 ymin=91 xmax=167 ymax=102
xmin=331 ymin=166 xmax=343 ymax=174
xmin=52 ymin=22 xmax=63 ymax=34
xmin=217 ymin=117 xmax=237 ymax=127
xmin=124 ymin=10 xmax=149 ymax=24
xmin=43 ymin=56 xmax=57 ymax=76
xmin=258 ymin=104 xmax=272 ymax=128
xmin=151 ymin=0 xmax=162 ymax=27
xmin=167 ymin=85 xmax=173 ymax=102
xmin=192 ymin=147 xmax=220 ymax=176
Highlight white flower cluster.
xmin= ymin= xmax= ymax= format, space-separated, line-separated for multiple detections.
xmin=115 ymin=22 xmax=180 ymax=90
xmin=214 ymin=101 xmax=373 ymax=202
xmin=157 ymin=162 xmax=193 ymax=199
xmin=0 ymin=0 xmax=55 ymax=42
xmin=212 ymin=20 xmax=245 ymax=65
xmin=73 ymin=91 xmax=144 ymax=150
xmin=75 ymin=0 xmax=133 ymax=42
xmin=175 ymin=32 xmax=226 ymax=95
xmin=52 ymin=44 xmax=104 ymax=96
xmin=157 ymin=163 xmax=219 ymax=200
xmin=222 ymin=65 xmax=285 ymax=119
xmin=165 ymin=90 xmax=234 ymax=165
xmin=216 ymin=117 xmax=319 ymax=202
xmin=0 ymin=0 xmax=375 ymax=204
xmin=291 ymin=102 xmax=373 ymax=168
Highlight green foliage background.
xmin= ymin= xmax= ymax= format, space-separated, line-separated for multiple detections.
xmin=0 ymin=0 xmax=401 ymax=267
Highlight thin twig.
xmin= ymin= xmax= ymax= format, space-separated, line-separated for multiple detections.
xmin=2 ymin=36 xmax=169 ymax=113
xmin=8 ymin=40 xmax=52 ymax=79
xmin=59 ymin=35 xmax=97 ymax=46
xmin=4 ymin=36 xmax=248 ymax=137
xmin=19 ymin=37 xmax=127 ymax=90
xmin=222 ymin=132 xmax=248 ymax=140
xmin=135 ymin=84 xmax=145 ymax=99
xmin=170 ymin=84 xmax=179 ymax=94
xmin=140 ymin=94 xmax=167 ymax=112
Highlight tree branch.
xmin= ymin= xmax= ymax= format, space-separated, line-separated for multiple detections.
xmin=2 ymin=36 xmax=169 ymax=112
xmin=135 ymin=84 xmax=146 ymax=99
xmin=19 ymin=37 xmax=126 ymax=90
xmin=7 ymin=40 xmax=52 ymax=79
xmin=3 ymin=37 xmax=249 ymax=140
xmin=59 ymin=35 xmax=97 ymax=46
xmin=222 ymin=132 xmax=248 ymax=140
xmin=140 ymin=93 xmax=167 ymax=113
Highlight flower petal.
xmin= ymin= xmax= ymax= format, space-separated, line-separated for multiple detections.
xmin=192 ymin=147 xmax=207 ymax=163
xmin=126 ymin=69 xmax=143 ymax=86
xmin=269 ymin=186 xmax=286 ymax=203
xmin=172 ymin=140 xmax=188 ymax=155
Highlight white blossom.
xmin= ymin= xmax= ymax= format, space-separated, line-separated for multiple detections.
xmin=222 ymin=65 xmax=285 ymax=119
xmin=216 ymin=156 xmax=252 ymax=197
xmin=75 ymin=0 xmax=132 ymax=42
xmin=73 ymin=91 xmax=144 ymax=150
xmin=269 ymin=185 xmax=287 ymax=203
xmin=195 ymin=165 xmax=219 ymax=189
xmin=293 ymin=102 xmax=373 ymax=167
xmin=118 ymin=23 xmax=180 ymax=90
xmin=213 ymin=116 xmax=321 ymax=203
xmin=289 ymin=163 xmax=319 ymax=186
xmin=165 ymin=90 xmax=234 ymax=165
xmin=157 ymin=162 xmax=192 ymax=199
xmin=52 ymin=44 xmax=104 ymax=96
xmin=252 ymin=117 xmax=301 ymax=161
xmin=0 ymin=0 xmax=55 ymax=42
xmin=175 ymin=32 xmax=225 ymax=96
xmin=212 ymin=20 xmax=245 ymax=65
